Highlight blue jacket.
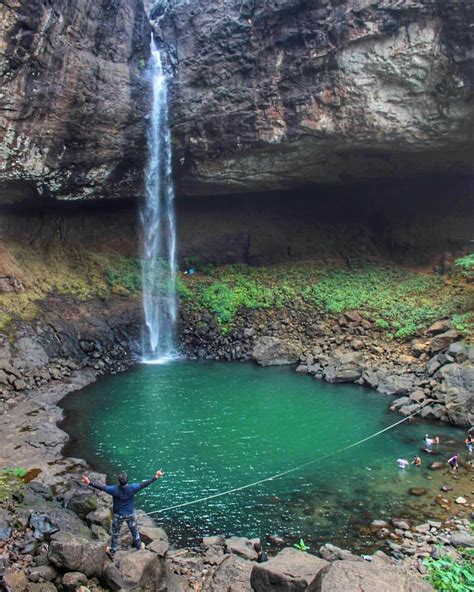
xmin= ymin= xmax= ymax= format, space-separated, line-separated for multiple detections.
xmin=90 ymin=476 xmax=157 ymax=515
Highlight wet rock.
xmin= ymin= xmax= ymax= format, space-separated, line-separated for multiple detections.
xmin=252 ymin=337 xmax=301 ymax=366
xmin=371 ymin=520 xmax=388 ymax=528
xmin=225 ymin=536 xmax=259 ymax=561
xmin=204 ymin=554 xmax=253 ymax=592
xmin=307 ymin=559 xmax=433 ymax=591
xmin=391 ymin=519 xmax=410 ymax=530
xmin=47 ymin=531 xmax=106 ymax=577
xmin=251 ymin=548 xmax=328 ymax=591
xmin=409 ymin=488 xmax=428 ymax=497
xmin=62 ymin=572 xmax=88 ymax=592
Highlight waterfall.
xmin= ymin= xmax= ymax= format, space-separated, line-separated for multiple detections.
xmin=140 ymin=38 xmax=177 ymax=362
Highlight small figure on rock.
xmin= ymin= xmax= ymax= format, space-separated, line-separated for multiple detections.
xmin=396 ymin=458 xmax=409 ymax=469
xmin=447 ymin=454 xmax=459 ymax=473
xmin=253 ymin=542 xmax=268 ymax=563
xmin=412 ymin=455 xmax=422 ymax=466
xmin=465 ymin=433 xmax=473 ymax=454
xmin=82 ymin=469 xmax=164 ymax=558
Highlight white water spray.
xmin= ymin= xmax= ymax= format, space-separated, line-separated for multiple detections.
xmin=140 ymin=38 xmax=177 ymax=362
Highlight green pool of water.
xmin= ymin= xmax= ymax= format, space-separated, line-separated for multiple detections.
xmin=61 ymin=360 xmax=465 ymax=551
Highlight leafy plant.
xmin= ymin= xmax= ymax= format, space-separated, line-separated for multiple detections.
xmin=455 ymin=253 xmax=474 ymax=278
xmin=294 ymin=538 xmax=310 ymax=551
xmin=423 ymin=552 xmax=474 ymax=591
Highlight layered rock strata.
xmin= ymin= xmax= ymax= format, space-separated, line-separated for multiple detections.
xmin=158 ymin=0 xmax=474 ymax=195
xmin=0 ymin=0 xmax=150 ymax=202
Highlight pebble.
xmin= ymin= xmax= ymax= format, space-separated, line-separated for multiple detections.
xmin=455 ymin=497 xmax=467 ymax=505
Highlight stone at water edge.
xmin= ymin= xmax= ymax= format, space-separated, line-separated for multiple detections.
xmin=252 ymin=337 xmax=301 ymax=366
xmin=224 ymin=536 xmax=259 ymax=561
xmin=306 ymin=559 xmax=433 ymax=592
xmin=455 ymin=496 xmax=467 ymax=505
xmin=409 ymin=488 xmax=428 ymax=497
xmin=251 ymin=547 xmax=329 ymax=592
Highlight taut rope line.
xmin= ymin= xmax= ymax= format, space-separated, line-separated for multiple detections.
xmin=146 ymin=409 xmax=421 ymax=516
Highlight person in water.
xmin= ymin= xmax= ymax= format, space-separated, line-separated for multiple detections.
xmin=447 ymin=454 xmax=459 ymax=473
xmin=397 ymin=458 xmax=409 ymax=469
xmin=253 ymin=543 xmax=268 ymax=563
xmin=82 ymin=469 xmax=164 ymax=557
xmin=465 ymin=434 xmax=473 ymax=454
xmin=412 ymin=456 xmax=422 ymax=466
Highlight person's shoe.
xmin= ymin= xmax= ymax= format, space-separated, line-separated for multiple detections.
xmin=105 ymin=546 xmax=115 ymax=559
xmin=135 ymin=542 xmax=146 ymax=551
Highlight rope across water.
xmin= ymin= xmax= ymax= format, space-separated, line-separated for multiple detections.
xmin=145 ymin=409 xmax=422 ymax=516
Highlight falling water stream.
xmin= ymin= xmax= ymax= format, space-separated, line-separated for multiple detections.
xmin=140 ymin=37 xmax=177 ymax=362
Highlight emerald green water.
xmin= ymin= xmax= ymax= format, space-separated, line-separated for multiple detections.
xmin=61 ymin=361 xmax=464 ymax=551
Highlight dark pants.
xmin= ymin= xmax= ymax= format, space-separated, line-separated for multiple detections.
xmin=111 ymin=513 xmax=141 ymax=552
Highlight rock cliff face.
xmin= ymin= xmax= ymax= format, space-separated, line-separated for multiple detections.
xmin=158 ymin=0 xmax=474 ymax=195
xmin=0 ymin=0 xmax=150 ymax=202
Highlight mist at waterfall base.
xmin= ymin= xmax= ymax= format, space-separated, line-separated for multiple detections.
xmin=61 ymin=361 xmax=465 ymax=552
xmin=140 ymin=38 xmax=177 ymax=363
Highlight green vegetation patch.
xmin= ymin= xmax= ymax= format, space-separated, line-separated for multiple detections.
xmin=423 ymin=548 xmax=474 ymax=592
xmin=0 ymin=467 xmax=26 ymax=501
xmin=302 ymin=265 xmax=470 ymax=339
xmin=181 ymin=261 xmax=472 ymax=339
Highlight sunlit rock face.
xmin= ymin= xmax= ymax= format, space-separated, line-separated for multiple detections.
xmin=0 ymin=0 xmax=150 ymax=203
xmin=158 ymin=0 xmax=474 ymax=195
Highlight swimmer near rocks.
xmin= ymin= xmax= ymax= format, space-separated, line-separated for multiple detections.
xmin=82 ymin=469 xmax=164 ymax=558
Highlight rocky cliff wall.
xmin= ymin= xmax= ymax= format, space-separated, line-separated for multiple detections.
xmin=158 ymin=0 xmax=474 ymax=195
xmin=0 ymin=0 xmax=150 ymax=203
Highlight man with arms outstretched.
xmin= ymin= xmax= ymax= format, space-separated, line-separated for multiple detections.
xmin=82 ymin=469 xmax=164 ymax=557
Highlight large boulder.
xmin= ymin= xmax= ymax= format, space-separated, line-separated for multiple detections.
xmin=433 ymin=363 xmax=474 ymax=426
xmin=429 ymin=330 xmax=460 ymax=353
xmin=251 ymin=547 xmax=329 ymax=592
xmin=225 ymin=536 xmax=259 ymax=561
xmin=47 ymin=532 xmax=106 ymax=577
xmin=252 ymin=337 xmax=301 ymax=366
xmin=114 ymin=549 xmax=166 ymax=591
xmin=307 ymin=559 xmax=433 ymax=591
xmin=324 ymin=352 xmax=364 ymax=384
xmin=204 ymin=554 xmax=253 ymax=592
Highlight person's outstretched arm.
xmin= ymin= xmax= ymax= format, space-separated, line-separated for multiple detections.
xmin=134 ymin=469 xmax=164 ymax=492
xmin=82 ymin=475 xmax=116 ymax=495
